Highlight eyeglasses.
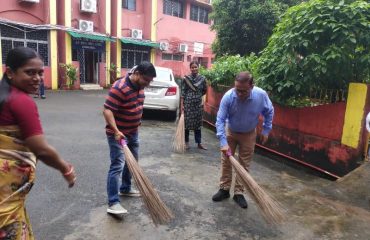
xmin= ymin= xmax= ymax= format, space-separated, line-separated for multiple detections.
xmin=141 ymin=75 xmax=153 ymax=83
xmin=236 ymin=89 xmax=251 ymax=94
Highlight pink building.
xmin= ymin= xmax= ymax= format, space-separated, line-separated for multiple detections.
xmin=0 ymin=0 xmax=215 ymax=89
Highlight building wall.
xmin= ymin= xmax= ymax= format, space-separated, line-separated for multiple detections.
xmin=0 ymin=0 xmax=53 ymax=86
xmin=121 ymin=0 xmax=146 ymax=38
xmin=71 ymin=0 xmax=107 ymax=33
xmin=0 ymin=0 xmax=215 ymax=87
xmin=154 ymin=0 xmax=215 ymax=77
xmin=0 ymin=1 xmax=49 ymax=24
xmin=119 ymin=0 xmax=215 ymax=77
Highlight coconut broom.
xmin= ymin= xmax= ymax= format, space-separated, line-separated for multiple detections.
xmin=172 ymin=113 xmax=186 ymax=153
xmin=120 ymin=139 xmax=174 ymax=225
xmin=227 ymin=152 xmax=285 ymax=224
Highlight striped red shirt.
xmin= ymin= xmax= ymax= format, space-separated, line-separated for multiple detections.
xmin=104 ymin=76 xmax=145 ymax=136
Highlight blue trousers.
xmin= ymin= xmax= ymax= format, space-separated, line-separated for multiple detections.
xmin=106 ymin=132 xmax=139 ymax=206
xmin=39 ymin=81 xmax=45 ymax=97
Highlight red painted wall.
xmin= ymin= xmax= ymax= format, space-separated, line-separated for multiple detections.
xmin=71 ymin=0 xmax=107 ymax=34
xmin=273 ymin=103 xmax=346 ymax=141
xmin=119 ymin=0 xmax=215 ymax=77
xmin=121 ymin=0 xmax=147 ymax=38
xmin=0 ymin=0 xmax=52 ymax=87
xmin=155 ymin=0 xmax=215 ymax=77
xmin=0 ymin=1 xmax=50 ymax=24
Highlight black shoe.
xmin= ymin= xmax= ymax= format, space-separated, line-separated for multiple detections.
xmin=233 ymin=194 xmax=248 ymax=208
xmin=212 ymin=189 xmax=230 ymax=202
xmin=197 ymin=143 xmax=207 ymax=150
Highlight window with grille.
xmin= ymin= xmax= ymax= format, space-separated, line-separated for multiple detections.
xmin=190 ymin=4 xmax=209 ymax=24
xmin=123 ymin=0 xmax=136 ymax=11
xmin=121 ymin=44 xmax=151 ymax=69
xmin=163 ymin=0 xmax=184 ymax=18
xmin=0 ymin=24 xmax=49 ymax=65
xmin=162 ymin=53 xmax=184 ymax=62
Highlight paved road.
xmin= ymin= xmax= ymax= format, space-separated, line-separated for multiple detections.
xmin=28 ymin=90 xmax=370 ymax=240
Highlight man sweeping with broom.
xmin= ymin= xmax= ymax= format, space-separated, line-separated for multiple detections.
xmin=212 ymin=71 xmax=274 ymax=209
xmin=103 ymin=62 xmax=156 ymax=215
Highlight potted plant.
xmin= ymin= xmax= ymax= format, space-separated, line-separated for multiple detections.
xmin=60 ymin=63 xmax=78 ymax=89
xmin=107 ymin=63 xmax=120 ymax=84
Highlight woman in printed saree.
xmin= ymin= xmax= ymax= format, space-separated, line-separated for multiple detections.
xmin=0 ymin=47 xmax=76 ymax=240
xmin=180 ymin=61 xmax=208 ymax=150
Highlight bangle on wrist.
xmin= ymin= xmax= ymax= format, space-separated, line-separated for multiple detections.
xmin=63 ymin=164 xmax=74 ymax=176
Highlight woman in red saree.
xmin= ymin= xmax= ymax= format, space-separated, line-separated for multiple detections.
xmin=0 ymin=47 xmax=76 ymax=239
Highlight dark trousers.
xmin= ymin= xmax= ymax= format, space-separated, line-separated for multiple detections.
xmin=185 ymin=129 xmax=201 ymax=144
xmin=39 ymin=81 xmax=45 ymax=97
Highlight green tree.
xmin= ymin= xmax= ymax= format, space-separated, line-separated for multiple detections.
xmin=256 ymin=0 xmax=370 ymax=106
xmin=210 ymin=0 xmax=304 ymax=57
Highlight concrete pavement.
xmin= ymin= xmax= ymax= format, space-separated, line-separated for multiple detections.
xmin=28 ymin=90 xmax=370 ymax=240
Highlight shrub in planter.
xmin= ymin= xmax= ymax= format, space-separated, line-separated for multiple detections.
xmin=200 ymin=54 xmax=258 ymax=92
xmin=60 ymin=63 xmax=78 ymax=89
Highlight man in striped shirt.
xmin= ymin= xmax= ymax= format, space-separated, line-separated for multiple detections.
xmin=103 ymin=62 xmax=156 ymax=215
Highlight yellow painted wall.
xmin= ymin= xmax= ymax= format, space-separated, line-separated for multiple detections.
xmin=341 ymin=83 xmax=368 ymax=148
xmin=150 ymin=0 xmax=158 ymax=64
xmin=49 ymin=0 xmax=58 ymax=89
xmin=106 ymin=42 xmax=111 ymax=86
xmin=116 ymin=41 xmax=122 ymax=78
xmin=105 ymin=0 xmax=111 ymax=86
xmin=50 ymin=31 xmax=58 ymax=89
xmin=116 ymin=0 xmax=122 ymax=74
xmin=65 ymin=0 xmax=72 ymax=64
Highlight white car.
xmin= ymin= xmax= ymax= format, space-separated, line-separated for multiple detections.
xmin=143 ymin=66 xmax=180 ymax=120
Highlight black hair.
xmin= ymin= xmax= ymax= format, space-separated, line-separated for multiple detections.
xmin=134 ymin=61 xmax=156 ymax=78
xmin=189 ymin=61 xmax=199 ymax=68
xmin=0 ymin=47 xmax=40 ymax=112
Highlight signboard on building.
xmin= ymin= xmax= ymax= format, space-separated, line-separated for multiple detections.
xmin=72 ymin=38 xmax=105 ymax=51
xmin=193 ymin=42 xmax=204 ymax=54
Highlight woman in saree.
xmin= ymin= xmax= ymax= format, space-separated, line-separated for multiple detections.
xmin=0 ymin=47 xmax=76 ymax=239
xmin=180 ymin=61 xmax=208 ymax=150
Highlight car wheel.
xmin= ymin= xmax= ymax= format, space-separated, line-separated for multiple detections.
xmin=168 ymin=109 xmax=178 ymax=121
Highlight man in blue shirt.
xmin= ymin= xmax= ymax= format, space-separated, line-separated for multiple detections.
xmin=212 ymin=71 xmax=274 ymax=208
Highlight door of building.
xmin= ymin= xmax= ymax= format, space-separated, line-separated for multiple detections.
xmin=83 ymin=50 xmax=100 ymax=84
xmin=72 ymin=38 xmax=105 ymax=85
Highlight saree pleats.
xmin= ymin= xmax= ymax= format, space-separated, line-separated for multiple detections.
xmin=0 ymin=126 xmax=36 ymax=240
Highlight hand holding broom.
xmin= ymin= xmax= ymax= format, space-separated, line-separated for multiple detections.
xmin=225 ymin=149 xmax=285 ymax=225
xmin=119 ymin=139 xmax=174 ymax=225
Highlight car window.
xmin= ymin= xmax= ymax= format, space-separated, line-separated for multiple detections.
xmin=154 ymin=68 xmax=172 ymax=82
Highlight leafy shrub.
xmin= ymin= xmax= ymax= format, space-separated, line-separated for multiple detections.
xmin=200 ymin=54 xmax=258 ymax=92
xmin=256 ymin=0 xmax=370 ymax=106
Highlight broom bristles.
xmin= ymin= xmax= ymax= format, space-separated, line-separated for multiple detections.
xmin=121 ymin=144 xmax=174 ymax=225
xmin=172 ymin=113 xmax=186 ymax=153
xmin=229 ymin=155 xmax=285 ymax=224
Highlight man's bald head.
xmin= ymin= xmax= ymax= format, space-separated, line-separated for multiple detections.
xmin=235 ymin=71 xmax=253 ymax=84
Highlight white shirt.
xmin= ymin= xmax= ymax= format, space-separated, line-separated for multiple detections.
xmin=366 ymin=112 xmax=370 ymax=133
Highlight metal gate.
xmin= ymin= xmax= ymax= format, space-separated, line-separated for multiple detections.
xmin=77 ymin=49 xmax=86 ymax=84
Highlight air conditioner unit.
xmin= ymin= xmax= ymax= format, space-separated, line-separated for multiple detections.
xmin=18 ymin=0 xmax=39 ymax=2
xmin=159 ymin=42 xmax=169 ymax=51
xmin=80 ymin=0 xmax=97 ymax=13
xmin=79 ymin=20 xmax=94 ymax=32
xmin=179 ymin=43 xmax=188 ymax=53
xmin=131 ymin=29 xmax=143 ymax=39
